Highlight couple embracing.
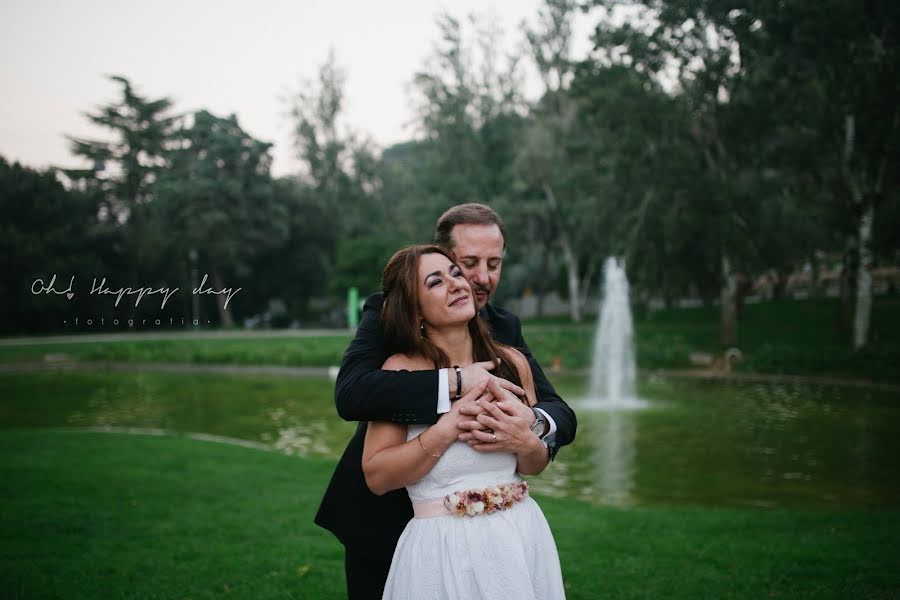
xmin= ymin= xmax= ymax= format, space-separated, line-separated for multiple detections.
xmin=316 ymin=204 xmax=577 ymax=599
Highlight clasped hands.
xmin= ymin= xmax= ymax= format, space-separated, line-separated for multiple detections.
xmin=451 ymin=361 xmax=542 ymax=455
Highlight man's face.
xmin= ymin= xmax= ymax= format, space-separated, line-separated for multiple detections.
xmin=449 ymin=223 xmax=504 ymax=310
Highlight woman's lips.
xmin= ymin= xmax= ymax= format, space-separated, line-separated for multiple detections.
xmin=449 ymin=295 xmax=469 ymax=307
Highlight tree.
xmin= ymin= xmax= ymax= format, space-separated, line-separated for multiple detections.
xmin=287 ymin=50 xmax=382 ymax=238
xmin=65 ymin=75 xmax=177 ymax=219
xmin=590 ymin=0 xmax=899 ymax=347
xmin=589 ymin=1 xmax=805 ymax=342
xmin=517 ymin=0 xmax=605 ymax=322
xmin=409 ymin=13 xmax=526 ymax=214
xmin=0 ymin=157 xmax=111 ymax=333
xmin=330 ymin=235 xmax=407 ymax=299
xmin=376 ymin=140 xmax=436 ymax=242
xmin=750 ymin=0 xmax=899 ymax=348
xmin=285 ymin=51 xmax=400 ymax=310
xmin=567 ymin=60 xmax=706 ymax=309
xmin=154 ymin=110 xmax=286 ymax=326
xmin=62 ymin=76 xmax=180 ymax=324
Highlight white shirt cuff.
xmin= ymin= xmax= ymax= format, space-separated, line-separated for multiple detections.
xmin=534 ymin=407 xmax=557 ymax=438
xmin=436 ymin=368 xmax=451 ymax=414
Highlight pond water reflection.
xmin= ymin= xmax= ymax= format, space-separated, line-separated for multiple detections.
xmin=1 ymin=370 xmax=898 ymax=509
xmin=535 ymin=375 xmax=900 ymax=509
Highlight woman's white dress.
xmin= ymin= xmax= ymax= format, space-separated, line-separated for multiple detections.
xmin=381 ymin=424 xmax=566 ymax=599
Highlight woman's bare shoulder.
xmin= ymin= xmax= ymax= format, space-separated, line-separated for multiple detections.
xmin=503 ymin=346 xmax=537 ymax=406
xmin=382 ymin=353 xmax=434 ymax=372
xmin=504 ymin=347 xmax=531 ymax=374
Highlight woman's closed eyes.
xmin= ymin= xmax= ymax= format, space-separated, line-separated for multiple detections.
xmin=426 ymin=267 xmax=463 ymax=288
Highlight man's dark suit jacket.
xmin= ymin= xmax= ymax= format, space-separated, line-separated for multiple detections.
xmin=315 ymin=293 xmax=577 ymax=560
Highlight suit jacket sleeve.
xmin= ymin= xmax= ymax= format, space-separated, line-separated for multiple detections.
xmin=333 ymin=293 xmax=442 ymax=425
xmin=509 ymin=314 xmax=577 ymax=459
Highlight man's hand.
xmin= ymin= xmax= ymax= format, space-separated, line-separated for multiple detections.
xmin=457 ymin=378 xmax=535 ymax=439
xmin=462 ymin=399 xmax=544 ymax=456
xmin=455 ymin=361 xmax=525 ymax=399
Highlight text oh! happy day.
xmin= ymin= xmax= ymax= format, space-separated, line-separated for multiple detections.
xmin=31 ymin=274 xmax=241 ymax=310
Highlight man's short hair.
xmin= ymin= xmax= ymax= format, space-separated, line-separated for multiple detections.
xmin=434 ymin=203 xmax=507 ymax=249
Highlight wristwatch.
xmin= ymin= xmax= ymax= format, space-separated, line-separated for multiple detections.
xmin=530 ymin=408 xmax=547 ymax=438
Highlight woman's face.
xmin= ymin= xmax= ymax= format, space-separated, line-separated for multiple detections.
xmin=417 ymin=252 xmax=475 ymax=329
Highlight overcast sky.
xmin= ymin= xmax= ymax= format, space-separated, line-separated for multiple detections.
xmin=0 ymin=0 xmax=596 ymax=177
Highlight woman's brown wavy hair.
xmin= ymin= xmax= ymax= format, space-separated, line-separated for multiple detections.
xmin=381 ymin=244 xmax=523 ymax=389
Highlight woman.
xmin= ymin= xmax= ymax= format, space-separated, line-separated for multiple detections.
xmin=363 ymin=244 xmax=565 ymax=599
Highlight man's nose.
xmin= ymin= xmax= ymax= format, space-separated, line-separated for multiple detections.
xmin=470 ymin=264 xmax=488 ymax=284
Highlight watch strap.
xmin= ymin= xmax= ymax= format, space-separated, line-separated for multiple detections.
xmin=530 ymin=408 xmax=546 ymax=437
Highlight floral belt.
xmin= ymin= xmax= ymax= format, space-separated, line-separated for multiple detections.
xmin=412 ymin=481 xmax=529 ymax=518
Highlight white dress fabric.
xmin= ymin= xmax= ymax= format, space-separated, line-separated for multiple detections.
xmin=381 ymin=424 xmax=566 ymax=599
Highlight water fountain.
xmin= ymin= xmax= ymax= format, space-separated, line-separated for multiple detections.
xmin=584 ymin=257 xmax=646 ymax=409
xmin=574 ymin=257 xmax=647 ymax=505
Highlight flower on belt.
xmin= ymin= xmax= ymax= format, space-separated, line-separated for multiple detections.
xmin=443 ymin=481 xmax=528 ymax=517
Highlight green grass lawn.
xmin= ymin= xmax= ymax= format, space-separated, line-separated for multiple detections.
xmin=2 ymin=430 xmax=898 ymax=599
xmin=2 ymin=297 xmax=898 ymax=381
xmin=524 ymin=297 xmax=900 ymax=382
xmin=0 ymin=336 xmax=353 ymax=367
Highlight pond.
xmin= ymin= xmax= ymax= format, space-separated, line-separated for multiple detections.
xmin=1 ymin=370 xmax=897 ymax=509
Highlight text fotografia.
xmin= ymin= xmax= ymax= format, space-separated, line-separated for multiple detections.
xmin=65 ymin=317 xmax=212 ymax=328
xmin=31 ymin=274 xmax=241 ymax=310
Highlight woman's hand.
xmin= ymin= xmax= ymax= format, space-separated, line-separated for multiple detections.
xmin=468 ymin=399 xmax=549 ymax=474
xmin=457 ymin=378 xmax=534 ymax=438
xmin=457 ymin=379 xmax=550 ymax=474
xmin=455 ymin=361 xmax=525 ymax=398
xmin=433 ymin=379 xmax=490 ymax=442
xmin=462 ymin=388 xmax=541 ymax=453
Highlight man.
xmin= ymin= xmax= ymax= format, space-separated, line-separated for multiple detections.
xmin=315 ymin=203 xmax=577 ymax=599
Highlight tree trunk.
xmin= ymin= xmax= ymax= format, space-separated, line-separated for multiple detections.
xmin=561 ymin=237 xmax=582 ymax=322
xmin=844 ymin=107 xmax=890 ymax=349
xmin=775 ymin=267 xmax=790 ymax=300
xmin=578 ymin=255 xmax=600 ymax=319
xmin=623 ymin=189 xmax=654 ymax=267
xmin=211 ymin=267 xmax=234 ymax=328
xmin=663 ymin=291 xmax=674 ymax=309
xmin=837 ymin=237 xmax=857 ymax=335
xmin=809 ymin=253 xmax=820 ymax=299
xmin=735 ymin=274 xmax=747 ymax=319
xmin=840 ymin=112 xmax=872 ymax=347
xmin=720 ymin=253 xmax=737 ymax=346
xmin=535 ymin=238 xmax=551 ymax=318
xmin=852 ymin=201 xmax=874 ymax=349
xmin=541 ymin=182 xmax=581 ymax=322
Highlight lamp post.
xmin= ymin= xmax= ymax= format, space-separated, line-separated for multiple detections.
xmin=189 ymin=247 xmax=199 ymax=329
